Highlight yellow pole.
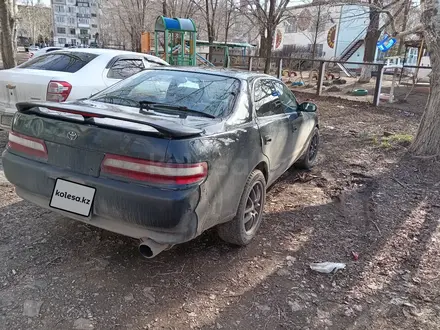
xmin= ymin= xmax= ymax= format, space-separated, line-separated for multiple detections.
xmin=417 ymin=38 xmax=424 ymax=66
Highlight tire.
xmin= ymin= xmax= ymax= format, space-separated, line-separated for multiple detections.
xmin=217 ymin=169 xmax=266 ymax=246
xmin=295 ymin=127 xmax=320 ymax=170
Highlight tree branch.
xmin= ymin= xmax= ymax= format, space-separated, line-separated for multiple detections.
xmin=395 ymin=23 xmax=423 ymax=37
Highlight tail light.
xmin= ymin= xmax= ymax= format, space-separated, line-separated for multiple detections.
xmin=7 ymin=131 xmax=48 ymax=159
xmin=46 ymin=80 xmax=72 ymax=102
xmin=101 ymin=154 xmax=208 ymax=185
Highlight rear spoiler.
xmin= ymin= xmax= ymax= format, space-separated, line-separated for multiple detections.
xmin=15 ymin=101 xmax=204 ymax=138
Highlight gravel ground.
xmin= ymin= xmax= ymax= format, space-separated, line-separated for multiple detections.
xmin=1 ymin=96 xmax=440 ymax=330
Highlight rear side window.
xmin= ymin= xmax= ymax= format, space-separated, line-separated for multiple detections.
xmin=18 ymin=52 xmax=98 ymax=73
xmin=107 ymin=59 xmax=145 ymax=79
xmin=144 ymin=57 xmax=166 ymax=67
xmin=46 ymin=48 xmax=61 ymax=53
xmin=254 ymin=79 xmax=282 ymax=117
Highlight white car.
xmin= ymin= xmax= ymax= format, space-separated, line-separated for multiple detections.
xmin=0 ymin=48 xmax=169 ymax=128
xmin=28 ymin=45 xmax=40 ymax=52
xmin=28 ymin=47 xmax=63 ymax=60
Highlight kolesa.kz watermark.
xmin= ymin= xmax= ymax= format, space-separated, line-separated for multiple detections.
xmin=54 ymin=190 xmax=91 ymax=205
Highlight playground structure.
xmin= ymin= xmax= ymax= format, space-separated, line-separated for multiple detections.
xmin=153 ymin=16 xmax=198 ymax=66
xmin=140 ymin=16 xmax=254 ymax=68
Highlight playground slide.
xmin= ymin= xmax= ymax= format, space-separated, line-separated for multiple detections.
xmin=169 ymin=44 xmax=215 ymax=67
xmin=195 ymin=53 xmax=214 ymax=67
xmin=337 ymin=63 xmax=354 ymax=77
xmin=183 ymin=45 xmax=214 ymax=67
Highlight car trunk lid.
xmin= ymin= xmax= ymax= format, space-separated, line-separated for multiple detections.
xmin=0 ymin=68 xmax=72 ymax=112
xmin=10 ymin=101 xmax=206 ymax=177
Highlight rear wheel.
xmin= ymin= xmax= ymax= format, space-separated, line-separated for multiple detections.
xmin=217 ymin=169 xmax=266 ymax=246
xmin=295 ymin=127 xmax=319 ymax=170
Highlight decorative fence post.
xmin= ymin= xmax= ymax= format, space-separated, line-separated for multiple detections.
xmin=316 ymin=61 xmax=326 ymax=96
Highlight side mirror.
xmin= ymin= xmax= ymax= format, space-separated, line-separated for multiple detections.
xmin=299 ymin=102 xmax=317 ymax=112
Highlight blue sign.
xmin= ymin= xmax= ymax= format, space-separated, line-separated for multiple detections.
xmin=377 ymin=34 xmax=397 ymax=52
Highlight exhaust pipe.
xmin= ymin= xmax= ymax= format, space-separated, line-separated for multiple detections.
xmin=139 ymin=238 xmax=169 ymax=258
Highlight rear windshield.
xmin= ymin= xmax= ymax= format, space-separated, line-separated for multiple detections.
xmin=18 ymin=52 xmax=98 ymax=73
xmin=90 ymin=69 xmax=240 ymax=118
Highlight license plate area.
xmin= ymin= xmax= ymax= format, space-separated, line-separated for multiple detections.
xmin=50 ymin=179 xmax=96 ymax=217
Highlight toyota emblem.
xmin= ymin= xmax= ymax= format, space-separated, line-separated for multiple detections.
xmin=67 ymin=131 xmax=78 ymax=141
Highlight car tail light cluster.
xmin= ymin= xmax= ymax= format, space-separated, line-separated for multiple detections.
xmin=46 ymin=80 xmax=72 ymax=102
xmin=101 ymin=154 xmax=208 ymax=185
xmin=8 ymin=132 xmax=48 ymax=159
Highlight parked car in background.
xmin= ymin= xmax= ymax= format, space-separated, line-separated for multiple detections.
xmin=2 ymin=67 xmax=319 ymax=259
xmin=28 ymin=45 xmax=39 ymax=52
xmin=28 ymin=47 xmax=63 ymax=60
xmin=0 ymin=48 xmax=168 ymax=128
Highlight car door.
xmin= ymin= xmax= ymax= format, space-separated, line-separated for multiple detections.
xmin=102 ymin=57 xmax=145 ymax=87
xmin=272 ymin=80 xmax=306 ymax=163
xmin=254 ymin=78 xmax=294 ymax=182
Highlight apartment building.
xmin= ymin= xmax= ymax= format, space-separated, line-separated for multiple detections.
xmin=51 ymin=0 xmax=100 ymax=47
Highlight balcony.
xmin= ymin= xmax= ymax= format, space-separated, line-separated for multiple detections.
xmin=78 ymin=34 xmax=91 ymax=39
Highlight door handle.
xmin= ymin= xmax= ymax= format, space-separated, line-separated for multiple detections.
xmin=263 ymin=135 xmax=272 ymax=144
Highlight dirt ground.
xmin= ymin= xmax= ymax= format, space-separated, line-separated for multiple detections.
xmin=287 ymin=74 xmax=430 ymax=114
xmin=1 ymin=95 xmax=440 ymax=330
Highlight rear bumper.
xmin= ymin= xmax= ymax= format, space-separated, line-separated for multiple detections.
xmin=2 ymin=150 xmax=200 ymax=244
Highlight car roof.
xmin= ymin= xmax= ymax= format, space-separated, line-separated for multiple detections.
xmin=144 ymin=66 xmax=272 ymax=81
xmin=56 ymin=48 xmax=168 ymax=65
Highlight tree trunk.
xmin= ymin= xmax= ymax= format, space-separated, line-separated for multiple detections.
xmin=358 ymin=3 xmax=380 ymax=83
xmin=0 ymin=0 xmax=17 ymax=69
xmin=409 ymin=7 xmax=440 ymax=156
xmin=263 ymin=26 xmax=274 ymax=74
xmin=311 ymin=5 xmax=321 ymax=61
xmin=162 ymin=0 xmax=167 ymax=16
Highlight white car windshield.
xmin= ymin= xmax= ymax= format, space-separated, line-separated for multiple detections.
xmin=90 ymin=70 xmax=241 ymax=118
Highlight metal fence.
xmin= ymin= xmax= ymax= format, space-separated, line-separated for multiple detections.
xmin=228 ymin=56 xmax=431 ymax=107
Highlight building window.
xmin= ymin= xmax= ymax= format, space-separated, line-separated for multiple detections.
xmin=70 ymin=28 xmax=76 ymax=34
xmin=285 ymin=18 xmax=297 ymax=33
xmin=80 ymin=29 xmax=88 ymax=35
xmin=68 ymin=7 xmax=75 ymax=13
xmin=308 ymin=44 xmax=324 ymax=56
xmin=57 ymin=27 xmax=66 ymax=34
xmin=55 ymin=5 xmax=64 ymax=12
xmin=91 ymin=24 xmax=97 ymax=28
xmin=91 ymin=13 xmax=96 ymax=17
xmin=68 ymin=17 xmax=75 ymax=24
xmin=78 ymin=18 xmax=90 ymax=25
xmin=58 ymin=38 xmax=67 ymax=44
xmin=55 ymin=15 xmax=65 ymax=24
xmin=71 ymin=39 xmax=76 ymax=45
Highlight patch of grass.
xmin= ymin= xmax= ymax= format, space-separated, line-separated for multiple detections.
xmin=383 ymin=134 xmax=413 ymax=144
xmin=380 ymin=140 xmax=392 ymax=148
xmin=372 ymin=133 xmax=413 ymax=149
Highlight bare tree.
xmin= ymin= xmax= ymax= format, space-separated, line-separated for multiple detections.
xmin=223 ymin=0 xmax=236 ymax=42
xmin=189 ymin=0 xmax=219 ymax=55
xmin=107 ymin=0 xmax=152 ymax=52
xmin=17 ymin=0 xmax=52 ymax=45
xmin=166 ymin=0 xmax=199 ymax=17
xmin=238 ymin=0 xmax=292 ymax=73
xmin=0 ymin=0 xmax=18 ymax=68
xmin=299 ymin=5 xmax=331 ymax=60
